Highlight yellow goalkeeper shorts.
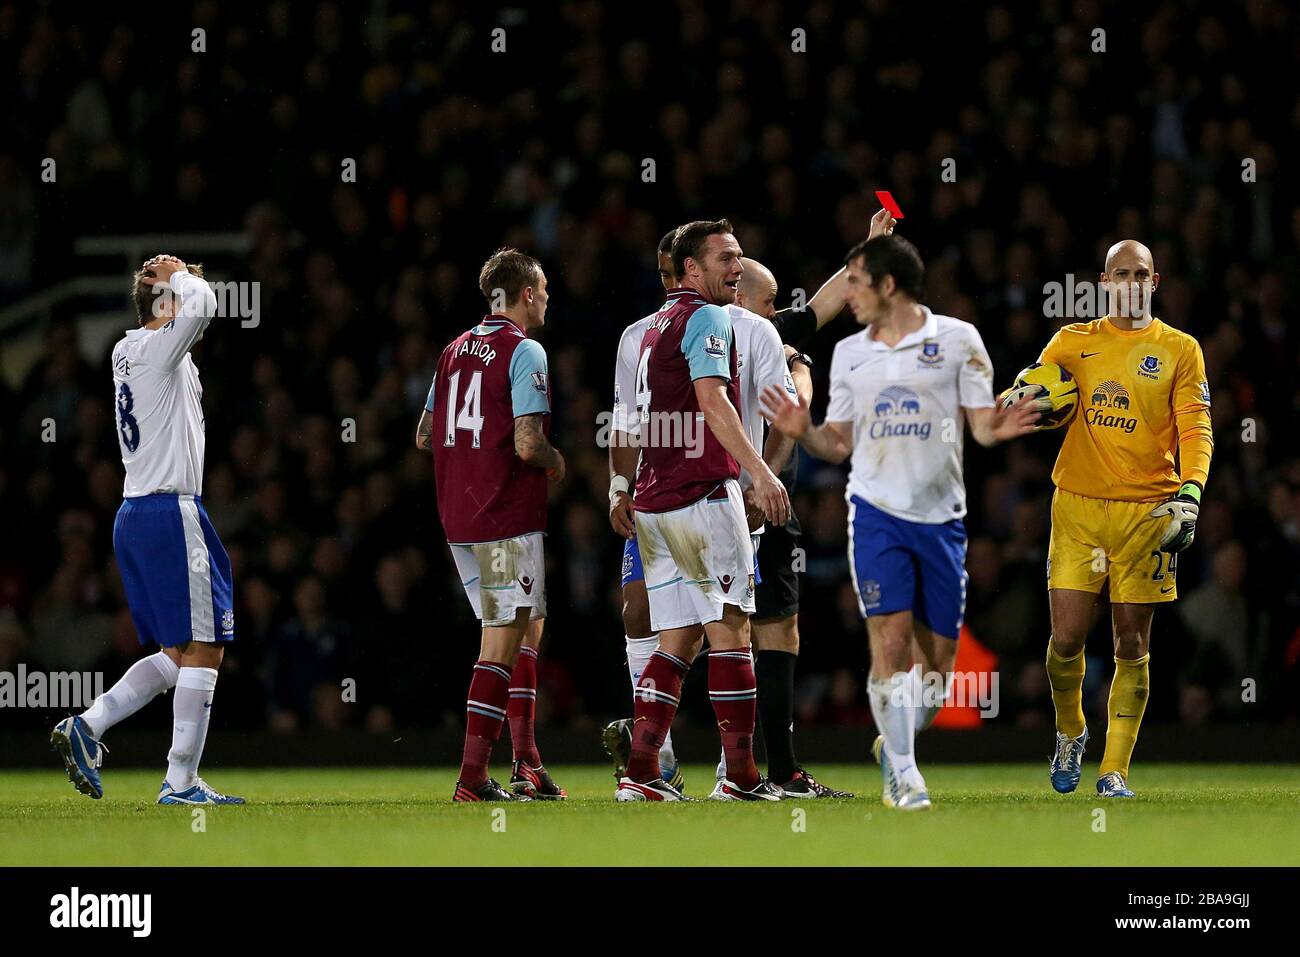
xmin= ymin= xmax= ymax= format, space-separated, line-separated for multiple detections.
xmin=1047 ymin=488 xmax=1178 ymax=604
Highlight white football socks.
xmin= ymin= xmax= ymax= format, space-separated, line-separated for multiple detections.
xmin=869 ymin=669 xmax=924 ymax=787
xmin=626 ymin=634 xmax=676 ymax=772
xmin=912 ymin=663 xmax=944 ymax=735
xmin=81 ymin=652 xmax=179 ymax=739
xmin=166 ymin=666 xmax=218 ymax=790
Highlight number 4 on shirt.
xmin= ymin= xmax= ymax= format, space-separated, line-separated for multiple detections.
xmin=634 ymin=348 xmax=652 ymax=423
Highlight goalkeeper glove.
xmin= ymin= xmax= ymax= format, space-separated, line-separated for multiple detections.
xmin=1148 ymin=481 xmax=1201 ymax=554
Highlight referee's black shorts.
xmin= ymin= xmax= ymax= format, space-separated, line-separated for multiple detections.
xmin=754 ymin=509 xmax=801 ymax=623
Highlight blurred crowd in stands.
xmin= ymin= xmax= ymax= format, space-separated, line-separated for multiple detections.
xmin=1 ymin=1 xmax=1297 ymax=737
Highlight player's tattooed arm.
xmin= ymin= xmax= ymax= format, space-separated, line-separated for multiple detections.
xmin=414 ymin=410 xmax=434 ymax=450
xmin=515 ymin=414 xmax=566 ymax=482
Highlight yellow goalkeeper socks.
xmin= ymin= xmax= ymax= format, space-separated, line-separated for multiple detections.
xmin=1046 ymin=642 xmax=1087 ymax=738
xmin=1099 ymin=654 xmax=1150 ymax=779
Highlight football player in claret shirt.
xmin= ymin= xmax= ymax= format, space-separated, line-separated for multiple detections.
xmin=416 ymin=248 xmax=567 ymax=802
xmin=615 ymin=219 xmax=791 ymax=802
xmin=1037 ymin=240 xmax=1213 ymax=799
xmin=604 ymin=213 xmax=894 ymax=798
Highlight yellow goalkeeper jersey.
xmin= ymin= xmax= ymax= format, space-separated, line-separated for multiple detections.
xmin=1038 ymin=317 xmax=1213 ymax=503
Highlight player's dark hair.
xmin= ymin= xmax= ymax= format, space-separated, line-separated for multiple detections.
xmin=132 ymin=260 xmax=205 ymax=326
xmin=656 ymin=228 xmax=681 ymax=285
xmin=671 ymin=218 xmax=734 ymax=277
xmin=844 ymin=235 xmax=924 ymax=301
xmin=478 ymin=247 xmax=542 ymax=309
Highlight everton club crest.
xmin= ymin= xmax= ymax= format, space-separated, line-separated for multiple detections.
xmin=1137 ymin=354 xmax=1162 ymax=380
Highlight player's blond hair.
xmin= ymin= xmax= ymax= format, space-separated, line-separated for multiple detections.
xmin=478 ymin=248 xmax=541 ymax=308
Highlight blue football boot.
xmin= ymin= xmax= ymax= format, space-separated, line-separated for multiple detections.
xmin=157 ymin=778 xmax=246 ymax=805
xmin=1096 ymin=770 xmax=1135 ymax=798
xmin=1049 ymin=727 xmax=1089 ymax=794
xmin=51 ymin=716 xmax=106 ymax=799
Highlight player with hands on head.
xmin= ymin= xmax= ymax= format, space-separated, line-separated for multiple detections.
xmin=54 ymin=252 xmax=244 ymax=806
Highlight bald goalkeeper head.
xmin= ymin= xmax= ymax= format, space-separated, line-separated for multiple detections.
xmin=1101 ymin=239 xmax=1160 ymax=329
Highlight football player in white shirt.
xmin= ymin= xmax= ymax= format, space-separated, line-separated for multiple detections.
xmin=762 ymin=235 xmax=1038 ymax=810
xmin=602 ymin=231 xmax=688 ymax=790
xmin=52 ymin=254 xmax=244 ymax=806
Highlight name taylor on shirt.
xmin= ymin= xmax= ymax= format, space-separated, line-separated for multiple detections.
xmin=454 ymin=337 xmax=498 ymax=366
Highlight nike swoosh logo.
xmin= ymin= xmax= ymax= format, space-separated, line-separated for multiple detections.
xmin=1080 ymin=351 xmax=1101 ymax=359
xmin=203 ymin=701 xmax=212 ymax=709
xmin=1160 ymin=585 xmax=1174 ymax=594
xmin=1116 ymin=713 xmax=1139 ymax=718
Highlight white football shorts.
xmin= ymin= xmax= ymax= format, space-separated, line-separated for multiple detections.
xmin=449 ymin=532 xmax=547 ymax=627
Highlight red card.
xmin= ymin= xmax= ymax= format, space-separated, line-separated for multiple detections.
xmin=875 ymin=190 xmax=904 ymax=219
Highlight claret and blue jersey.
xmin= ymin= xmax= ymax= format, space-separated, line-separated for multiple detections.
xmin=632 ymin=289 xmax=743 ymax=513
xmin=428 ymin=315 xmax=552 ymax=545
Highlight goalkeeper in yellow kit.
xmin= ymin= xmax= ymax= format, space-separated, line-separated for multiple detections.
xmin=1036 ymin=240 xmax=1213 ymax=798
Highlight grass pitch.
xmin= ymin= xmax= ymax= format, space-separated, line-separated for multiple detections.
xmin=2 ymin=764 xmax=1297 ymax=866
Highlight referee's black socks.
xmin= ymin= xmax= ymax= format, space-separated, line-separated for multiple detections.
xmin=755 ymin=649 xmax=798 ymax=783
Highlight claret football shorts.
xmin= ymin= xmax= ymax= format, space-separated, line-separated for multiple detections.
xmin=634 ymin=479 xmax=756 ymax=631
xmin=449 ymin=531 xmax=547 ymax=627
xmin=1047 ymin=488 xmax=1178 ymax=603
